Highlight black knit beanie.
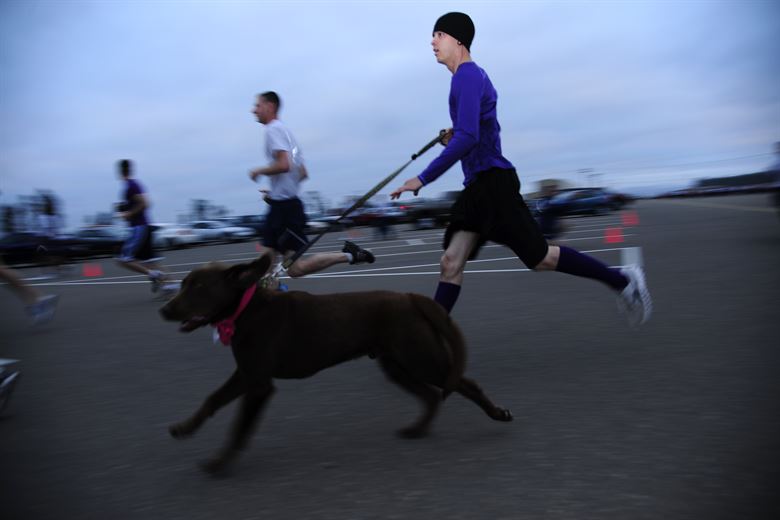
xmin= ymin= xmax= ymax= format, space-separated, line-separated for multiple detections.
xmin=433 ymin=12 xmax=475 ymax=51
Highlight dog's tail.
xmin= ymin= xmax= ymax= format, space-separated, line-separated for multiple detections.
xmin=410 ymin=294 xmax=466 ymax=400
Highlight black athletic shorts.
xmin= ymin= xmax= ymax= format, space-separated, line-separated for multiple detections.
xmin=119 ymin=224 xmax=156 ymax=262
xmin=443 ymin=167 xmax=549 ymax=268
xmin=263 ymin=197 xmax=309 ymax=253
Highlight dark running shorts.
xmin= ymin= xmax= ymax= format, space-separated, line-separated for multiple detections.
xmin=443 ymin=167 xmax=549 ymax=268
xmin=119 ymin=225 xmax=155 ymax=262
xmin=263 ymin=197 xmax=309 ymax=253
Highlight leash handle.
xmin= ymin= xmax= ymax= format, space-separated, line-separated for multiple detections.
xmin=281 ymin=130 xmax=446 ymax=270
xmin=411 ymin=129 xmax=448 ymax=160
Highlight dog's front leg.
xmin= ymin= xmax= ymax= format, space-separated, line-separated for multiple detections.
xmin=170 ymin=370 xmax=246 ymax=439
xmin=201 ymin=380 xmax=275 ymax=475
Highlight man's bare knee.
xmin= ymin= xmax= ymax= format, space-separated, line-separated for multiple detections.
xmin=532 ymin=259 xmax=553 ymax=271
xmin=286 ymin=264 xmax=304 ymax=278
xmin=440 ymin=252 xmax=463 ymax=282
xmin=532 ymin=245 xmax=559 ymax=271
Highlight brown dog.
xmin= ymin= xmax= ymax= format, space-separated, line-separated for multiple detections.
xmin=160 ymin=253 xmax=512 ymax=474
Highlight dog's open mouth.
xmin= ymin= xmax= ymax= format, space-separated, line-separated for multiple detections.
xmin=180 ymin=316 xmax=210 ymax=332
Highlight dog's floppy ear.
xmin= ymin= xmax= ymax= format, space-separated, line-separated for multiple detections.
xmin=224 ymin=253 xmax=273 ymax=290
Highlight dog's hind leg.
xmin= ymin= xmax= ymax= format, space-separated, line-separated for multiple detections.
xmin=379 ymin=357 xmax=441 ymax=439
xmin=170 ymin=370 xmax=246 ymax=439
xmin=455 ymin=377 xmax=513 ymax=422
xmin=201 ymin=380 xmax=275 ymax=475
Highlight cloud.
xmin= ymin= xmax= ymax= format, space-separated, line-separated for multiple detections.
xmin=1 ymin=0 xmax=778 ymax=226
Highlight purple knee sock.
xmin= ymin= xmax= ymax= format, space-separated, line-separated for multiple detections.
xmin=555 ymin=246 xmax=627 ymax=291
xmin=434 ymin=281 xmax=461 ymax=314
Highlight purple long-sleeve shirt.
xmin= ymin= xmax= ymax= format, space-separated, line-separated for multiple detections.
xmin=417 ymin=62 xmax=514 ymax=187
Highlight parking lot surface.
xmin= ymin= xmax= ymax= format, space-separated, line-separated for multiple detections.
xmin=1 ymin=194 xmax=778 ymax=519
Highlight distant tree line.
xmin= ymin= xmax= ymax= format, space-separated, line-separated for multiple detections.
xmin=1 ymin=191 xmax=63 ymax=235
xmin=696 ymin=171 xmax=776 ymax=188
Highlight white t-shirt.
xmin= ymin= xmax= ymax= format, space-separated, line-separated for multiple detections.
xmin=264 ymin=119 xmax=306 ymax=200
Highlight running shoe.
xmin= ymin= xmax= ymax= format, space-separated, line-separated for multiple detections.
xmin=149 ymin=270 xmax=164 ymax=293
xmin=342 ymin=241 xmax=375 ymax=265
xmin=0 ymin=364 xmax=21 ymax=415
xmin=617 ymin=265 xmax=652 ymax=326
xmin=158 ymin=282 xmax=180 ymax=300
xmin=27 ymin=294 xmax=59 ymax=326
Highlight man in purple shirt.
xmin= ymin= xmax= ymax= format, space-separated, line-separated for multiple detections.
xmin=391 ymin=12 xmax=651 ymax=326
xmin=115 ymin=159 xmax=174 ymax=295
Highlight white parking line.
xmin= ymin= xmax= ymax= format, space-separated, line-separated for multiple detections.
xmin=566 ymin=218 xmax=623 ymax=227
xmin=656 ymin=198 xmax=777 ymax=213
xmin=28 ymin=280 xmax=155 ymax=286
xmin=562 ymin=225 xmax=625 ymax=233
xmin=13 ymin=212 xmax=640 ymax=288
xmin=309 ymin=247 xmax=629 ymax=278
xmin=564 ymin=215 xmax=624 ymax=222
xmin=307 ymin=265 xmax=639 ymax=279
xmin=24 ymin=246 xmax=633 ymax=286
xmin=17 ymin=231 xmax=635 ymax=286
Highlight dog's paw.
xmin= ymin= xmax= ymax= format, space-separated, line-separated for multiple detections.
xmin=169 ymin=421 xmax=197 ymax=439
xmin=490 ymin=407 xmax=513 ymax=422
xmin=397 ymin=425 xmax=429 ymax=439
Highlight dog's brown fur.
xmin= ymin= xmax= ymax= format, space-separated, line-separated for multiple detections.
xmin=160 ymin=253 xmax=512 ymax=474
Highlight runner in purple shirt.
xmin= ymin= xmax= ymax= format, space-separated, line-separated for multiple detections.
xmin=115 ymin=159 xmax=175 ymax=296
xmin=391 ymin=12 xmax=652 ymax=326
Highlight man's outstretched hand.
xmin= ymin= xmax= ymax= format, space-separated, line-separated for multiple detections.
xmin=390 ymin=177 xmax=423 ymax=200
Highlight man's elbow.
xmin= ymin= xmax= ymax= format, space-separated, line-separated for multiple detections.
xmin=451 ymin=131 xmax=478 ymax=151
xmin=276 ymin=159 xmax=290 ymax=174
xmin=461 ymin=132 xmax=479 ymax=149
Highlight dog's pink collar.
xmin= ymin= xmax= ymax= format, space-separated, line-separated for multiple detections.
xmin=212 ymin=284 xmax=257 ymax=346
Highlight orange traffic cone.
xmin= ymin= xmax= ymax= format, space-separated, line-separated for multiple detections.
xmin=604 ymin=227 xmax=624 ymax=244
xmin=82 ymin=263 xmax=104 ymax=277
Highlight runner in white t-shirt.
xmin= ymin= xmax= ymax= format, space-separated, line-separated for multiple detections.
xmin=249 ymin=91 xmax=375 ymax=279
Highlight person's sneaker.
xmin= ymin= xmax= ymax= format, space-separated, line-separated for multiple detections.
xmin=0 ymin=366 xmax=21 ymax=415
xmin=149 ymin=270 xmax=164 ymax=293
xmin=342 ymin=240 xmax=375 ymax=265
xmin=160 ymin=282 xmax=180 ymax=299
xmin=27 ymin=294 xmax=59 ymax=326
xmin=617 ymin=265 xmax=652 ymax=326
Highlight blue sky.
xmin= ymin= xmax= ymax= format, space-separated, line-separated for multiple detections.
xmin=1 ymin=0 xmax=778 ymax=227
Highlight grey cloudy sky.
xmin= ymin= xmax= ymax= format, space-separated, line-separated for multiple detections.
xmin=1 ymin=0 xmax=778 ymax=227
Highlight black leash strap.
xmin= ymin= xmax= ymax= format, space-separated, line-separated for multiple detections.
xmin=281 ymin=129 xmax=446 ymax=270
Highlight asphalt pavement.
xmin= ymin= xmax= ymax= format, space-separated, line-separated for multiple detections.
xmin=1 ymin=193 xmax=778 ymax=520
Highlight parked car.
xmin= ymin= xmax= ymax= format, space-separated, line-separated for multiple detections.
xmin=218 ymin=222 xmax=255 ymax=243
xmin=72 ymin=226 xmax=127 ymax=257
xmin=190 ymin=220 xmax=254 ymax=244
xmin=404 ymin=191 xmax=460 ymax=229
xmin=0 ymin=231 xmax=80 ymax=265
xmin=190 ymin=221 xmax=230 ymax=243
xmin=304 ymin=218 xmax=329 ymax=234
xmin=306 ymin=212 xmax=351 ymax=232
xmin=151 ymin=223 xmax=198 ymax=249
xmin=345 ymin=204 xmax=406 ymax=227
xmin=225 ymin=215 xmax=266 ymax=237
xmin=542 ymin=188 xmax=627 ymax=216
